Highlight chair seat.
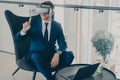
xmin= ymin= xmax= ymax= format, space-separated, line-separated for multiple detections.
xmin=16 ymin=56 xmax=37 ymax=71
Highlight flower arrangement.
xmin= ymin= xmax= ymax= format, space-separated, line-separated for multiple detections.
xmin=91 ymin=30 xmax=115 ymax=57
xmin=91 ymin=31 xmax=115 ymax=72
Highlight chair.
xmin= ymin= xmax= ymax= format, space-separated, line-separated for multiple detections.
xmin=4 ymin=10 xmax=40 ymax=80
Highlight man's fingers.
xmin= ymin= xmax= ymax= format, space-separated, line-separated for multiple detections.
xmin=28 ymin=17 xmax=31 ymax=23
xmin=51 ymin=60 xmax=58 ymax=68
xmin=51 ymin=60 xmax=55 ymax=68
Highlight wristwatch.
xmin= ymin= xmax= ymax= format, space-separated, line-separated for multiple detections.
xmin=57 ymin=50 xmax=62 ymax=54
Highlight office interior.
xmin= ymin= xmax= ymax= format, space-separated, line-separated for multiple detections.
xmin=0 ymin=0 xmax=120 ymax=80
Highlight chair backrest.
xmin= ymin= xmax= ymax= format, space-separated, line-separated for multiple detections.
xmin=4 ymin=10 xmax=39 ymax=60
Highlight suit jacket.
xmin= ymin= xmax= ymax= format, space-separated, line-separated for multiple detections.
xmin=14 ymin=16 xmax=67 ymax=52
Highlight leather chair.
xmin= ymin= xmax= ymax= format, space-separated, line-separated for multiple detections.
xmin=4 ymin=10 xmax=39 ymax=80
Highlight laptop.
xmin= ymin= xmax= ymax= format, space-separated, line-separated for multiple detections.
xmin=67 ymin=63 xmax=100 ymax=80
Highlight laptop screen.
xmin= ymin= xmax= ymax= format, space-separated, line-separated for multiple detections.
xmin=73 ymin=63 xmax=100 ymax=80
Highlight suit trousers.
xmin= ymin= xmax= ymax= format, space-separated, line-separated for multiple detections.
xmin=29 ymin=51 xmax=74 ymax=80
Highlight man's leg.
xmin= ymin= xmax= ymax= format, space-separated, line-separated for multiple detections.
xmin=53 ymin=51 xmax=74 ymax=71
xmin=30 ymin=52 xmax=54 ymax=80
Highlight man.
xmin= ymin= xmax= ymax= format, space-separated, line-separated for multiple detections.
xmin=15 ymin=1 xmax=74 ymax=80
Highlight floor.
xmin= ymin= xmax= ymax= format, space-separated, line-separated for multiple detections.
xmin=0 ymin=52 xmax=46 ymax=80
xmin=0 ymin=52 xmax=120 ymax=80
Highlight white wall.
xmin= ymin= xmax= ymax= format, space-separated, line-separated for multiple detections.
xmin=64 ymin=0 xmax=80 ymax=63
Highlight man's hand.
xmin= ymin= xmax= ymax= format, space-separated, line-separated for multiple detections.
xmin=22 ymin=17 xmax=31 ymax=33
xmin=50 ymin=53 xmax=60 ymax=68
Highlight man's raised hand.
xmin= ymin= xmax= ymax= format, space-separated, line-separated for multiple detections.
xmin=22 ymin=17 xmax=31 ymax=33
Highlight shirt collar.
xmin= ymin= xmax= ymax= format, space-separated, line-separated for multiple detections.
xmin=42 ymin=20 xmax=51 ymax=24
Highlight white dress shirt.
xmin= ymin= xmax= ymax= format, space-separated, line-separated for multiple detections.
xmin=42 ymin=20 xmax=51 ymax=41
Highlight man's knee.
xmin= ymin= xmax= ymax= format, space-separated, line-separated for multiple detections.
xmin=61 ymin=51 xmax=74 ymax=64
xmin=66 ymin=51 xmax=74 ymax=60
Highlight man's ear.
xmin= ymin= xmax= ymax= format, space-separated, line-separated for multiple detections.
xmin=50 ymin=10 xmax=54 ymax=15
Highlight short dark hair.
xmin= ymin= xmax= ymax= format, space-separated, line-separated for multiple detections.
xmin=41 ymin=1 xmax=54 ymax=9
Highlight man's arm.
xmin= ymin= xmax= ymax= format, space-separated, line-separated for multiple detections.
xmin=50 ymin=24 xmax=67 ymax=68
xmin=57 ymin=24 xmax=67 ymax=53
xmin=14 ymin=17 xmax=31 ymax=42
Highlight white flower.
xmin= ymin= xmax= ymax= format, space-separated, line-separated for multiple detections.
xmin=91 ymin=30 xmax=115 ymax=57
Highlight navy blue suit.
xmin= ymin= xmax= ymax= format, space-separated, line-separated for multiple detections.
xmin=14 ymin=16 xmax=74 ymax=80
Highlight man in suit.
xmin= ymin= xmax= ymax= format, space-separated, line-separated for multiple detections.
xmin=14 ymin=1 xmax=74 ymax=80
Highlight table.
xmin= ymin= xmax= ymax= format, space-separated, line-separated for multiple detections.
xmin=55 ymin=64 xmax=117 ymax=80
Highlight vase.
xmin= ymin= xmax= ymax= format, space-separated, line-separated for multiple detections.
xmin=97 ymin=56 xmax=108 ymax=73
xmin=97 ymin=63 xmax=104 ymax=73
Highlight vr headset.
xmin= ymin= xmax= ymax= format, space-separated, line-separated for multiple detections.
xmin=36 ymin=7 xmax=52 ymax=14
xmin=31 ymin=7 xmax=52 ymax=16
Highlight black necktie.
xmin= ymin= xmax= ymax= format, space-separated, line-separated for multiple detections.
xmin=44 ymin=23 xmax=48 ymax=43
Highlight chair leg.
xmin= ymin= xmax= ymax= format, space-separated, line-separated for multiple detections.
xmin=32 ymin=70 xmax=37 ymax=80
xmin=12 ymin=68 xmax=20 ymax=76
